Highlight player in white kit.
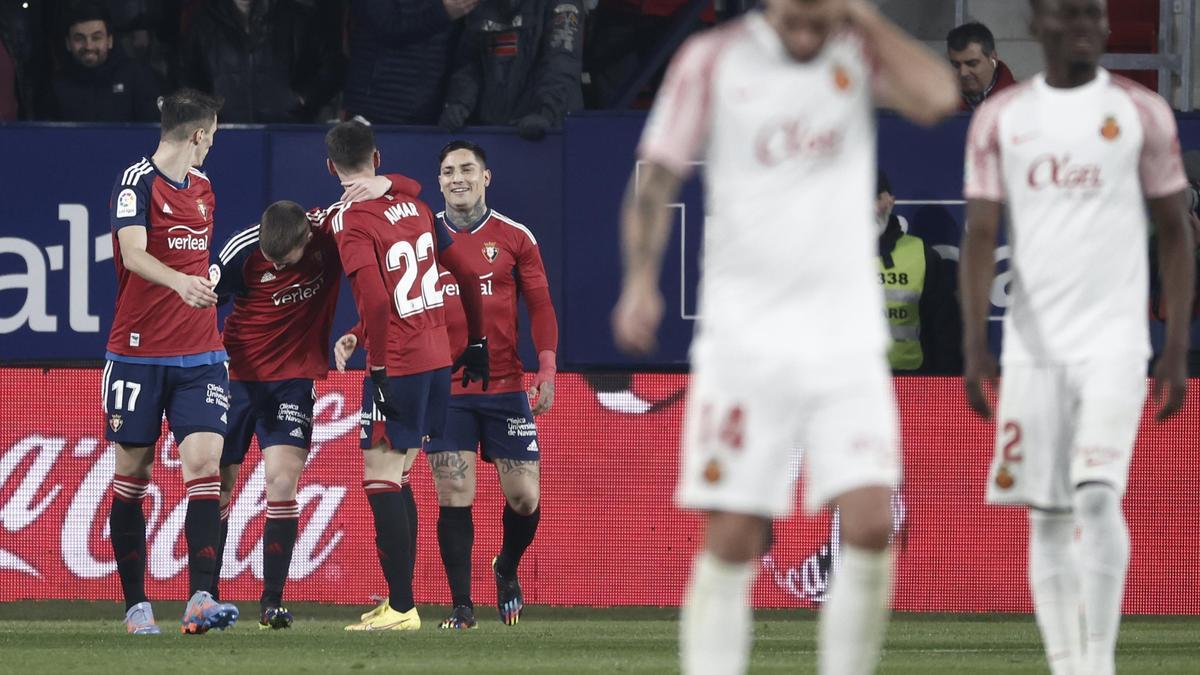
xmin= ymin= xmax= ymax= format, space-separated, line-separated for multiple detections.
xmin=960 ymin=2 xmax=1194 ymax=674
xmin=612 ymin=1 xmax=958 ymax=672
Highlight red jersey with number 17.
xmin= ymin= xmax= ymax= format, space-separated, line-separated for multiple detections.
xmin=106 ymin=157 xmax=223 ymax=359
xmin=331 ymin=189 xmax=455 ymax=376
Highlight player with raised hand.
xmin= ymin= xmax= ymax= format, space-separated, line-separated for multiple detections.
xmin=960 ymin=1 xmax=1193 ymax=673
xmin=103 ymin=88 xmax=239 ymax=635
xmin=612 ymin=0 xmax=958 ymax=672
xmin=323 ymin=121 xmax=489 ymax=632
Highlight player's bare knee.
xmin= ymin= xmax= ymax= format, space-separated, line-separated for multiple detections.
xmin=114 ymin=446 xmax=154 ymax=479
xmin=841 ymin=513 xmax=891 ymax=551
xmin=705 ymin=512 xmax=769 ymax=563
xmin=1073 ymin=482 xmax=1119 ymax=522
xmin=434 ymin=473 xmax=475 ymax=506
xmin=507 ymin=493 xmax=539 ymax=515
xmin=266 ymin=471 xmax=300 ymax=502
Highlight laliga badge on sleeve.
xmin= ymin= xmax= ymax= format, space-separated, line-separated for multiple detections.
xmin=208 ymin=264 xmax=221 ymax=286
xmin=116 ymin=189 xmax=137 ymax=218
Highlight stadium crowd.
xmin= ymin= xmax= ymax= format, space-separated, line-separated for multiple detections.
xmin=0 ymin=0 xmax=732 ymax=134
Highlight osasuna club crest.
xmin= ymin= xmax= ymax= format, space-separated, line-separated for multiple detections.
xmin=196 ymin=199 xmax=208 ymax=218
xmin=109 ymin=413 xmax=124 ymax=432
xmin=482 ymin=242 xmax=499 ymax=263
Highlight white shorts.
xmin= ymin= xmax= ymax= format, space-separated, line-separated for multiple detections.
xmin=676 ymin=355 xmax=900 ymax=518
xmin=986 ymin=358 xmax=1147 ymax=510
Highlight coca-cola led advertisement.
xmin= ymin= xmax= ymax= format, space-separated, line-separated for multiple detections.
xmin=1 ymin=370 xmax=1197 ymax=613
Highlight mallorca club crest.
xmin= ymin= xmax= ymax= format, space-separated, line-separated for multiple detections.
xmin=833 ymin=63 xmax=851 ymax=92
xmin=196 ymin=199 xmax=208 ymax=218
xmin=482 ymin=242 xmax=499 ymax=263
xmin=1100 ymin=115 xmax=1120 ymax=141
xmin=109 ymin=413 xmax=124 ymax=432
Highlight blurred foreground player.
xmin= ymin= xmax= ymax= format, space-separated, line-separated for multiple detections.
xmin=208 ymin=195 xmax=378 ymax=629
xmin=612 ymin=0 xmax=958 ymax=672
xmin=425 ymin=141 xmax=558 ymax=629
xmin=960 ymin=1 xmax=1194 ymax=673
xmin=103 ymin=88 xmax=239 ymax=635
xmin=324 ymin=121 xmax=489 ymax=631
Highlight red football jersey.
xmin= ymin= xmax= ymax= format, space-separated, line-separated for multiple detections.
xmin=332 ymin=190 xmax=454 ymax=376
xmin=438 ymin=209 xmax=549 ymax=394
xmin=107 ymin=158 xmax=223 ymax=359
xmin=214 ymin=213 xmax=342 ymax=381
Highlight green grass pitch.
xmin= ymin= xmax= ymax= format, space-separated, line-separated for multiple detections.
xmin=1 ymin=602 xmax=1197 ymax=673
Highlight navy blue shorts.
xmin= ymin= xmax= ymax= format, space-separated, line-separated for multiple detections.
xmin=425 ymin=392 xmax=540 ymax=462
xmin=102 ymin=360 xmax=229 ymax=446
xmin=361 ymin=368 xmax=451 ymax=451
xmin=222 ymin=378 xmax=316 ymax=466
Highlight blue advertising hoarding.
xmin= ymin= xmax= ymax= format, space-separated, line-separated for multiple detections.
xmin=3 ymin=113 xmax=1200 ymax=367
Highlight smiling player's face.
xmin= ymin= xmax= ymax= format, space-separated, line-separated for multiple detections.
xmin=439 ymin=149 xmax=491 ymax=213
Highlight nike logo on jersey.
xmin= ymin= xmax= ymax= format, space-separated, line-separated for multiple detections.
xmin=261 ymin=271 xmax=276 ymax=283
xmin=1011 ymin=132 xmax=1039 ymax=145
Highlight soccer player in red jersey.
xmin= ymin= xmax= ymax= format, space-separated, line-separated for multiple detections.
xmin=103 ymin=89 xmax=238 ymax=635
xmin=424 ymin=140 xmax=558 ymax=629
xmin=323 ymin=121 xmax=489 ymax=631
xmin=207 ymin=192 xmax=380 ymax=628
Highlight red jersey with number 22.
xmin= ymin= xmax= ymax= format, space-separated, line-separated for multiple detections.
xmin=331 ymin=189 xmax=454 ymax=376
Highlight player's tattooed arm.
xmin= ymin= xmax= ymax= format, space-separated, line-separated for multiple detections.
xmin=613 ymin=162 xmax=682 ymax=354
xmin=496 ymin=459 xmax=540 ymax=480
xmin=430 ymin=452 xmax=471 ymax=481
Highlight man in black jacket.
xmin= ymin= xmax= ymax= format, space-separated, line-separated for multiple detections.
xmin=179 ymin=0 xmax=343 ymax=123
xmin=43 ymin=1 xmax=160 ymax=122
xmin=438 ymin=0 xmax=584 ymax=140
xmin=343 ymin=0 xmax=478 ymax=125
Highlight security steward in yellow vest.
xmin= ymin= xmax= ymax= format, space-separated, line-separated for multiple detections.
xmin=876 ymin=171 xmax=961 ymax=374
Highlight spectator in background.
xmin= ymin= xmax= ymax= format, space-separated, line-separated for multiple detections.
xmin=439 ymin=0 xmax=584 ymax=140
xmin=344 ymin=0 xmax=478 ymax=125
xmin=946 ymin=21 xmax=1015 ymax=112
xmin=876 ymin=171 xmax=961 ymax=375
xmin=179 ymin=0 xmax=344 ymax=123
xmin=42 ymin=2 xmax=161 ymax=122
xmin=583 ymin=0 xmax=714 ymax=109
xmin=0 ymin=0 xmax=39 ymax=119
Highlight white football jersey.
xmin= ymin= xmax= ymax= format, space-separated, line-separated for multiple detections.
xmin=964 ymin=69 xmax=1187 ymax=365
xmin=638 ymin=12 xmax=889 ymax=365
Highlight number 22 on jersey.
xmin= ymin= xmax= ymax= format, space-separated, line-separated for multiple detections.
xmin=386 ymin=231 xmax=444 ymax=318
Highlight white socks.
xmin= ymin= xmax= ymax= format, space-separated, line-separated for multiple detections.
xmin=1073 ymin=484 xmax=1130 ymax=675
xmin=1028 ymin=510 xmax=1084 ymax=675
xmin=680 ymin=551 xmax=757 ymax=675
xmin=818 ymin=545 xmax=892 ymax=675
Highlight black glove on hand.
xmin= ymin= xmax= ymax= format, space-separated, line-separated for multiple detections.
xmin=439 ymin=104 xmax=471 ymax=132
xmin=369 ymin=368 xmax=403 ymax=420
xmin=515 ymin=113 xmax=550 ymax=141
xmin=452 ymin=337 xmax=490 ymax=390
